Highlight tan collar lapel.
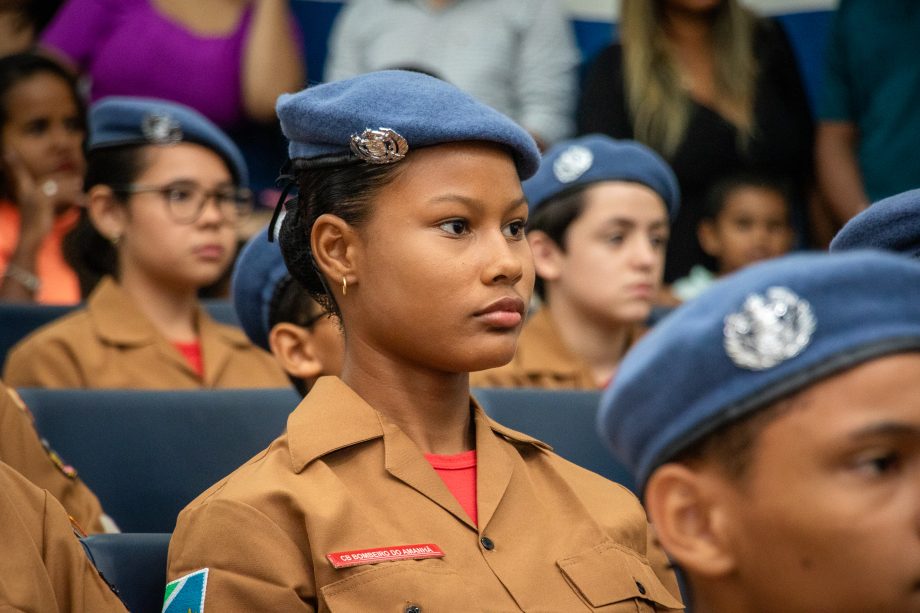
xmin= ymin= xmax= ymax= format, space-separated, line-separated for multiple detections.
xmin=198 ymin=309 xmax=251 ymax=386
xmin=87 ymin=277 xmax=160 ymax=346
xmin=516 ymin=308 xmax=594 ymax=382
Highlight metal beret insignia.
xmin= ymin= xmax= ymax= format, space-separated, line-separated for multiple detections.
xmin=141 ymin=112 xmax=183 ymax=145
xmin=723 ymin=286 xmax=816 ymax=370
xmin=350 ymin=127 xmax=408 ymax=164
xmin=553 ymin=145 xmax=593 ymax=183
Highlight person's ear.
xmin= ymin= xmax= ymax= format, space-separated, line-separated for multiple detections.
xmin=311 ymin=213 xmax=359 ymax=294
xmin=86 ymin=185 xmax=127 ymax=243
xmin=268 ymin=322 xmax=325 ymax=381
xmin=697 ymin=220 xmax=722 ymax=258
xmin=644 ymin=463 xmax=737 ymax=580
xmin=527 ymin=230 xmax=565 ymax=283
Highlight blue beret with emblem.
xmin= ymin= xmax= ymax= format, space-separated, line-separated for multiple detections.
xmin=523 ymin=134 xmax=679 ymax=218
xmin=232 ymin=223 xmax=291 ymax=351
xmin=597 ymin=250 xmax=920 ymax=494
xmin=275 ymin=70 xmax=541 ymax=180
xmin=88 ymin=96 xmax=248 ymax=187
xmin=830 ymin=188 xmax=920 ymax=257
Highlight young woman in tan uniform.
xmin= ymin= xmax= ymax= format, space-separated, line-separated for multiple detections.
xmin=3 ymin=97 xmax=288 ymax=389
xmin=163 ymin=71 xmax=683 ymax=612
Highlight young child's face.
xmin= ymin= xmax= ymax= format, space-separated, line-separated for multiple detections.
xmin=700 ymin=186 xmax=793 ymax=275
xmin=713 ymin=352 xmax=920 ymax=612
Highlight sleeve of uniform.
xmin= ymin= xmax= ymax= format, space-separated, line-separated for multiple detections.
xmin=3 ymin=336 xmax=85 ymax=388
xmin=515 ymin=0 xmax=580 ymax=144
xmin=0 ymin=382 xmax=106 ymax=534
xmin=0 ymin=462 xmax=126 ymax=612
xmin=323 ymin=0 xmax=367 ymax=84
xmin=165 ymin=498 xmax=317 ymax=611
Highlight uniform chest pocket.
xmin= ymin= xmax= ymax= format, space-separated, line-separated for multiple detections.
xmin=321 ymin=560 xmax=481 ymax=613
xmin=558 ymin=542 xmax=685 ymax=612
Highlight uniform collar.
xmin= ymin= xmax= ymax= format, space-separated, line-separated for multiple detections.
xmin=516 ymin=307 xmax=594 ymax=378
xmin=287 ymin=376 xmax=550 ymax=473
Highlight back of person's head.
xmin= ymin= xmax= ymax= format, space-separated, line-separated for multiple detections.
xmin=598 ymin=249 xmax=920 ymax=612
xmin=0 ymin=0 xmax=61 ymax=57
xmin=620 ymin=0 xmax=758 ymax=155
xmin=233 ymin=224 xmax=343 ymax=396
xmin=698 ymin=171 xmax=794 ymax=275
xmin=64 ymin=96 xmax=250 ymax=296
xmin=524 ymin=134 xmax=679 ymax=302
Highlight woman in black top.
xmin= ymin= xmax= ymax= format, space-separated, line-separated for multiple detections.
xmin=578 ymin=0 xmax=814 ymax=282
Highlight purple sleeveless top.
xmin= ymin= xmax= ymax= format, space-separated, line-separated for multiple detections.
xmin=42 ymin=0 xmax=252 ymax=128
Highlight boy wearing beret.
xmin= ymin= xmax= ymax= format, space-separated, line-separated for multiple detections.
xmin=472 ymin=134 xmax=679 ymax=389
xmin=598 ymin=250 xmax=920 ymax=613
xmin=232 ymin=223 xmax=343 ymax=396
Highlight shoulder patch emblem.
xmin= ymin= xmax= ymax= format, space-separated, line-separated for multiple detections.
xmin=162 ymin=568 xmax=208 ymax=613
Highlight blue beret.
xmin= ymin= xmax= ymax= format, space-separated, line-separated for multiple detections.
xmin=88 ymin=96 xmax=248 ymax=187
xmin=276 ymin=70 xmax=541 ymax=179
xmin=232 ymin=224 xmax=290 ymax=351
xmin=597 ymin=250 xmax=920 ymax=494
xmin=830 ymin=188 xmax=920 ymax=257
xmin=523 ymin=134 xmax=679 ymax=218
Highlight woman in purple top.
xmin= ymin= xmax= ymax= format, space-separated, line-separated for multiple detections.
xmin=41 ymin=0 xmax=304 ymax=128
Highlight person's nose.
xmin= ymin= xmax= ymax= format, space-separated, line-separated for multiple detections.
xmin=482 ymin=230 xmax=526 ymax=286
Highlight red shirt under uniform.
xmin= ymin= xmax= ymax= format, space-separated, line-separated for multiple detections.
xmin=425 ymin=450 xmax=477 ymax=526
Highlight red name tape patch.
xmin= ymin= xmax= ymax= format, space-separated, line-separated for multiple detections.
xmin=326 ymin=544 xmax=445 ymax=569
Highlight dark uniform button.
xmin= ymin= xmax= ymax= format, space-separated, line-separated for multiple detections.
xmin=480 ymin=536 xmax=495 ymax=550
xmin=635 ymin=580 xmax=646 ymax=595
xmin=405 ymin=605 xmax=421 ymax=613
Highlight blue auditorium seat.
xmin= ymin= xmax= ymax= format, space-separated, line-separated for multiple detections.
xmin=81 ymin=533 xmax=170 ymax=613
xmin=473 ymin=387 xmax=636 ymax=492
xmin=0 ymin=303 xmax=76 ymax=370
xmin=18 ymin=387 xmax=301 ymax=532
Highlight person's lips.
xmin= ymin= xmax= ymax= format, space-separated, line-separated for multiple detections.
xmin=625 ymin=282 xmax=655 ymax=300
xmin=474 ymin=296 xmax=526 ymax=328
xmin=193 ymin=244 xmax=226 ymax=261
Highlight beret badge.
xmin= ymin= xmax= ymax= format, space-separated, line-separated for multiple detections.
xmin=349 ymin=127 xmax=408 ymax=164
xmin=723 ymin=286 xmax=816 ymax=371
xmin=552 ymin=145 xmax=593 ymax=183
xmin=141 ymin=112 xmax=183 ymax=145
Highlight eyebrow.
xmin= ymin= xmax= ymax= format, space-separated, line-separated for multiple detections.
xmin=599 ymin=218 xmax=669 ymax=230
xmin=427 ymin=193 xmax=528 ymax=212
xmin=848 ymin=421 xmax=920 ymax=441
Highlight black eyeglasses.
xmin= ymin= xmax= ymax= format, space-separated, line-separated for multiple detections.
xmin=110 ymin=180 xmax=253 ymax=224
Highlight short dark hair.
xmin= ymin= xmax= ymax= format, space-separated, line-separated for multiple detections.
xmin=702 ymin=172 xmax=793 ymax=222
xmin=268 ymin=274 xmax=326 ymax=396
xmin=278 ymin=160 xmax=405 ymax=319
xmin=673 ymin=392 xmax=806 ymax=484
xmin=526 ymin=186 xmax=589 ymax=301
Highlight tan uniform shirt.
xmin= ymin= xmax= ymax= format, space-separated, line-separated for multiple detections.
xmin=471 ymin=308 xmax=644 ymax=390
xmin=0 ymin=461 xmax=127 ymax=612
xmin=166 ymin=376 xmax=684 ymax=612
xmin=3 ymin=277 xmax=289 ymax=389
xmin=0 ymin=380 xmax=106 ymax=534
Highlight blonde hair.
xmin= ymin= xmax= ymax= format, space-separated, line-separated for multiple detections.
xmin=620 ymin=0 xmax=759 ymax=157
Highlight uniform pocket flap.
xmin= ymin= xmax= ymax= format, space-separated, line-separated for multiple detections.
xmin=558 ymin=542 xmax=684 ymax=610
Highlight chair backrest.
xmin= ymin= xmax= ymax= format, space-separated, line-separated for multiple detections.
xmin=472 ymin=388 xmax=636 ymax=493
xmin=18 ymin=387 xmax=301 ymax=532
xmin=81 ymin=533 xmax=170 ymax=613
xmin=0 ymin=303 xmax=77 ymax=370
xmin=201 ymin=299 xmax=241 ymax=327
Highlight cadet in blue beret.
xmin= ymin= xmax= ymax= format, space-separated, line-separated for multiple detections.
xmin=165 ymin=71 xmax=684 ymax=612
xmin=232 ymin=221 xmax=343 ymax=396
xmin=473 ymin=133 xmax=679 ymax=389
xmin=3 ymin=96 xmax=289 ymax=390
xmin=830 ymin=187 xmax=920 ymax=257
xmin=598 ymin=250 xmax=920 ymax=613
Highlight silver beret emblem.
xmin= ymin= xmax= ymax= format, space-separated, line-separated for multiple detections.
xmin=141 ymin=112 xmax=183 ymax=145
xmin=349 ymin=127 xmax=408 ymax=164
xmin=553 ymin=145 xmax=593 ymax=183
xmin=723 ymin=286 xmax=816 ymax=371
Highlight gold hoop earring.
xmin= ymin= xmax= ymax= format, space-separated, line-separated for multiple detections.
xmin=342 ymin=276 xmax=347 ymax=296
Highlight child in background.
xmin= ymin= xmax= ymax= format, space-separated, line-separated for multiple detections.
xmin=670 ymin=173 xmax=794 ymax=302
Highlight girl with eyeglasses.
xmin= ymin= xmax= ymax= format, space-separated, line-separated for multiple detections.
xmin=3 ymin=97 xmax=289 ymax=390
